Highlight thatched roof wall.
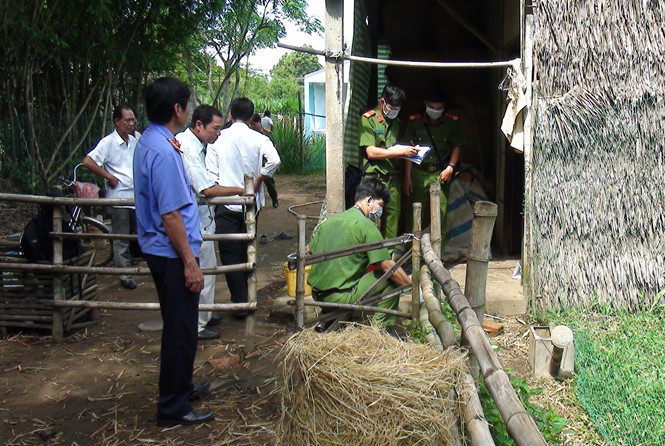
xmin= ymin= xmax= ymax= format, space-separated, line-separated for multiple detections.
xmin=530 ymin=0 xmax=665 ymax=309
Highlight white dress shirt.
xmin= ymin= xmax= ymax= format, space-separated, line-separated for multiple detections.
xmin=175 ymin=128 xmax=217 ymax=234
xmin=206 ymin=122 xmax=280 ymax=212
xmin=87 ymin=129 xmax=137 ymax=207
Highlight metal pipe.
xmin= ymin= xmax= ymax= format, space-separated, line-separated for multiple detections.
xmin=0 ymin=262 xmax=254 ymax=275
xmin=304 ymin=235 xmax=410 ymax=265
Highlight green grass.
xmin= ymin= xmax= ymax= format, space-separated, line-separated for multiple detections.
xmin=555 ymin=307 xmax=665 ymax=445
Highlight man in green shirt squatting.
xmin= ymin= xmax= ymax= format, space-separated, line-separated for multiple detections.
xmin=359 ymin=84 xmax=418 ymax=240
xmin=307 ymin=178 xmax=412 ymax=327
xmin=403 ymin=87 xmax=466 ymax=245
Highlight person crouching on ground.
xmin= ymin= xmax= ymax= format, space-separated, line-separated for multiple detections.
xmin=307 ymin=178 xmax=412 ymax=327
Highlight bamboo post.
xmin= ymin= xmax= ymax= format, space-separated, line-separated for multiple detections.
xmin=324 ymin=0 xmax=345 ymax=217
xmin=419 ymin=265 xmax=456 ymax=348
xmin=460 ymin=373 xmax=495 ymax=445
xmin=429 ymin=183 xmax=442 ymax=257
xmin=522 ymin=14 xmax=537 ymax=312
xmin=411 ymin=203 xmax=422 ymax=323
xmin=465 ymin=201 xmax=498 ymax=323
xmin=419 ymin=305 xmax=442 ymax=349
xmin=295 ymin=215 xmax=307 ymax=330
xmin=244 ymin=175 xmax=257 ymax=352
xmin=52 ymin=205 xmax=64 ymax=342
xmin=420 ymin=233 xmax=546 ymax=446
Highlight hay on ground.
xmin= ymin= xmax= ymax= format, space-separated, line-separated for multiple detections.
xmin=277 ymin=325 xmax=468 ymax=446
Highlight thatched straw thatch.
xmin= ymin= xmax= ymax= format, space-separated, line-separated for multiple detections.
xmin=529 ymin=0 xmax=665 ymax=310
xmin=277 ymin=325 xmax=468 ymax=446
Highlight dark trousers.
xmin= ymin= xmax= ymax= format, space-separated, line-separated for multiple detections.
xmin=215 ymin=206 xmax=250 ymax=303
xmin=145 ymin=253 xmax=199 ymax=419
xmin=264 ymin=176 xmax=278 ymax=202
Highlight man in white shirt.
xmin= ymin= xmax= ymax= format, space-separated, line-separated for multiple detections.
xmin=206 ymin=98 xmax=281 ymax=311
xmin=175 ymin=105 xmax=244 ymax=340
xmin=82 ymin=105 xmax=139 ymax=289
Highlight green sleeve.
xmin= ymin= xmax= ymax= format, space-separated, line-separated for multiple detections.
xmin=450 ymin=121 xmax=467 ymax=148
xmin=362 ymin=220 xmax=391 ymax=265
xmin=358 ymin=116 xmax=376 ymax=148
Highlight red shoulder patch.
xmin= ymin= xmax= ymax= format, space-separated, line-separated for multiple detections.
xmin=409 ymin=113 xmax=422 ymax=120
xmin=363 ymin=110 xmax=376 ymax=118
xmin=446 ymin=113 xmax=459 ymax=121
xmin=377 ymin=114 xmax=383 ymax=123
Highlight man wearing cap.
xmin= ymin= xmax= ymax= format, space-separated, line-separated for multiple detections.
xmin=358 ymin=84 xmax=417 ymax=239
xmin=403 ymin=87 xmax=466 ymax=241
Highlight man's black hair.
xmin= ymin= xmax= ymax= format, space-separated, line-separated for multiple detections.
xmin=264 ymin=110 xmax=271 ymax=117
xmin=230 ymin=97 xmax=254 ymax=121
xmin=191 ymin=104 xmax=223 ymax=127
xmin=251 ymin=113 xmax=261 ymax=123
xmin=425 ymin=85 xmax=446 ymax=103
xmin=112 ymin=104 xmax=133 ymax=122
xmin=381 ymin=84 xmax=406 ymax=107
xmin=144 ymin=77 xmax=190 ymax=124
xmin=354 ymin=178 xmax=391 ymax=205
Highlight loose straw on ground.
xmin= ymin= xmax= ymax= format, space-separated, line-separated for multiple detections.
xmin=277 ymin=325 xmax=467 ymax=446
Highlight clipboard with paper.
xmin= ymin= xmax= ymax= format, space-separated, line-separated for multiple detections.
xmin=392 ymin=144 xmax=432 ymax=165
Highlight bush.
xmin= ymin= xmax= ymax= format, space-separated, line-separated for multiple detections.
xmin=270 ymin=117 xmax=325 ymax=174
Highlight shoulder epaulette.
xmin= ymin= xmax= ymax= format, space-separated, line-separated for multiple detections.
xmin=446 ymin=112 xmax=459 ymax=121
xmin=409 ymin=113 xmax=422 ymax=120
xmin=363 ymin=110 xmax=376 ymax=118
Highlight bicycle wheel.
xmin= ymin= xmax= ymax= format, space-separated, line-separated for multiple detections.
xmin=80 ymin=216 xmax=115 ymax=267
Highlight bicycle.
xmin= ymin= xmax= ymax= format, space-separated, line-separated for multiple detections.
xmin=58 ymin=163 xmax=114 ymax=267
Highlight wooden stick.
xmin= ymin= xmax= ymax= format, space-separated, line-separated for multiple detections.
xmin=299 ymin=300 xmax=410 ymax=318
xmin=419 ymin=265 xmax=457 ymax=348
xmin=429 ymin=183 xmax=442 ymax=258
xmin=0 ymin=262 xmax=253 ymax=275
xmin=295 ymin=215 xmax=307 ymax=330
xmin=464 ymin=201 xmax=498 ymax=324
xmin=356 ymin=250 xmax=412 ymax=303
xmin=52 ymin=205 xmax=64 ymax=342
xmin=411 ymin=203 xmax=422 ymax=323
xmin=460 ymin=373 xmax=495 ymax=445
xmin=419 ymin=304 xmax=443 ymax=349
xmin=244 ymin=174 xmax=257 ymax=352
xmin=304 ymin=235 xmax=410 ymax=266
xmin=0 ymin=193 xmax=253 ymax=207
xmin=51 ymin=232 xmax=256 ymax=241
xmin=52 ymin=301 xmax=257 ymax=311
xmin=420 ymin=233 xmax=546 ymax=446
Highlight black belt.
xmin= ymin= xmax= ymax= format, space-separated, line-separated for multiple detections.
xmin=416 ymin=163 xmax=443 ymax=173
xmin=364 ymin=172 xmax=396 ymax=182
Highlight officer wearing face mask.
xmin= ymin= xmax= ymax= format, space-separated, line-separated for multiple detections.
xmin=307 ymin=178 xmax=412 ymax=327
xmin=359 ymin=84 xmax=418 ymax=240
xmin=403 ymin=86 xmax=466 ymax=239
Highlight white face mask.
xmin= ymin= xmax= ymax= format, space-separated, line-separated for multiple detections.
xmin=426 ymin=106 xmax=444 ymax=120
xmin=383 ymin=103 xmax=400 ymax=120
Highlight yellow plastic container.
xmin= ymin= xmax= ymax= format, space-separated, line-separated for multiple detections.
xmin=284 ymin=262 xmax=312 ymax=297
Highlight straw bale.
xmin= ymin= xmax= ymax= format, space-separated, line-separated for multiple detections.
xmin=277 ymin=325 xmax=468 ymax=446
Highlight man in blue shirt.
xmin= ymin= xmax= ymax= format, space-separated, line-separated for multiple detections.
xmin=133 ymin=77 xmax=213 ymax=427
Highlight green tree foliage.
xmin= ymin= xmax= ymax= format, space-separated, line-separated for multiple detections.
xmin=268 ymin=49 xmax=322 ymax=99
xmin=203 ymin=0 xmax=322 ymax=114
xmin=0 ymin=0 xmax=209 ymax=191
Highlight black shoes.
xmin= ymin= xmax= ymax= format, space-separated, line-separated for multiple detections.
xmin=272 ymin=198 xmax=279 ymax=208
xmin=207 ymin=314 xmax=223 ymax=327
xmin=197 ymin=329 xmax=219 ymax=340
xmin=157 ymin=409 xmax=214 ymax=427
xmin=189 ymin=381 xmax=211 ymax=400
xmin=120 ymin=278 xmax=137 ymax=290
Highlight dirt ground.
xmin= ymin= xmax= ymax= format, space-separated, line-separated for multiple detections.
xmin=0 ymin=174 xmax=603 ymax=445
